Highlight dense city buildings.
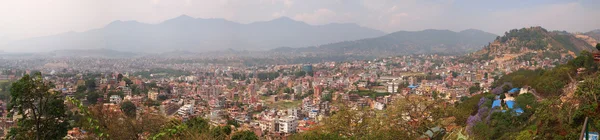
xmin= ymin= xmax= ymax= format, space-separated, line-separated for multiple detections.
xmin=0 ymin=50 xmax=567 ymax=139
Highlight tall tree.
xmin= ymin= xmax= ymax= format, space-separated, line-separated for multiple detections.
xmin=121 ymin=101 xmax=137 ymax=118
xmin=86 ymin=79 xmax=96 ymax=91
xmin=117 ymin=74 xmax=124 ymax=82
xmin=6 ymin=73 xmax=70 ymax=140
xmin=87 ymin=91 xmax=101 ymax=104
xmin=83 ymin=104 xmax=167 ymax=139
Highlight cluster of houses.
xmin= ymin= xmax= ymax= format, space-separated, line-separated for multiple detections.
xmin=0 ymin=51 xmax=574 ymax=139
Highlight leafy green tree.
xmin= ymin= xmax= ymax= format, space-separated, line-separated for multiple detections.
xmin=0 ymin=81 xmax=12 ymax=101
xmin=533 ymin=98 xmax=580 ymax=139
xmin=290 ymin=130 xmax=345 ymax=140
xmin=484 ymin=73 xmax=489 ymax=79
xmin=432 ymin=91 xmax=439 ymax=100
xmin=469 ymin=84 xmax=481 ymax=94
xmin=6 ymin=73 xmax=70 ymax=140
xmin=515 ymin=129 xmax=534 ymax=140
xmin=226 ymin=119 xmax=240 ymax=127
xmin=596 ymin=43 xmax=600 ymax=51
xmin=515 ymin=93 xmax=537 ymax=113
xmin=158 ymin=94 xmax=169 ymax=101
xmin=451 ymin=71 xmax=459 ymax=78
xmin=294 ymin=71 xmax=306 ymax=77
xmin=130 ymin=84 xmax=142 ymax=95
xmin=573 ymin=75 xmax=600 ymax=129
xmin=186 ymin=117 xmax=210 ymax=133
xmin=502 ymin=85 xmax=511 ymax=94
xmin=471 ymin=122 xmax=493 ymax=140
xmin=86 ymin=79 xmax=97 ymax=91
xmin=322 ymin=93 xmax=333 ymax=102
xmin=120 ymin=101 xmax=137 ymax=118
xmin=83 ymin=103 xmax=167 ymax=139
xmin=231 ymin=130 xmax=259 ymax=140
xmin=73 ymin=85 xmax=89 ymax=99
xmin=123 ymin=77 xmax=133 ymax=85
xmin=210 ymin=126 xmax=231 ymax=139
xmin=283 ymin=87 xmax=293 ymax=94
xmin=76 ymin=85 xmax=87 ymax=93
xmin=452 ymin=93 xmax=489 ymax=126
xmin=87 ymin=91 xmax=101 ymax=104
xmin=108 ymin=91 xmax=125 ymax=98
xmin=146 ymin=81 xmax=158 ymax=88
xmin=117 ymin=74 xmax=124 ymax=81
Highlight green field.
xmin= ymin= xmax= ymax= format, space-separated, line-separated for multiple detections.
xmin=259 ymin=95 xmax=269 ymax=100
xmin=349 ymin=90 xmax=391 ymax=99
xmin=398 ymin=72 xmax=426 ymax=77
xmin=266 ymin=100 xmax=301 ymax=109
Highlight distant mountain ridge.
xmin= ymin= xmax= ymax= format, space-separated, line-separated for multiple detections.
xmin=271 ymin=29 xmax=498 ymax=56
xmin=1 ymin=15 xmax=385 ymax=53
xmin=469 ymin=26 xmax=595 ymax=62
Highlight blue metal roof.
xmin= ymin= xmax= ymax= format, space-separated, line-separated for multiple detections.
xmin=408 ymin=85 xmax=418 ymax=89
xmin=506 ymin=101 xmax=515 ymax=108
xmin=506 ymin=101 xmax=524 ymax=114
xmin=515 ymin=108 xmax=524 ymax=114
xmin=509 ymin=88 xmax=520 ymax=93
xmin=587 ymin=132 xmax=598 ymax=140
xmin=492 ymin=100 xmax=501 ymax=108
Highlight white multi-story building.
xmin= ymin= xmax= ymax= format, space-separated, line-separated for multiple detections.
xmin=278 ymin=116 xmax=298 ymax=133
xmin=177 ymin=104 xmax=195 ymax=116
xmin=185 ymin=76 xmax=197 ymax=82
xmin=374 ymin=102 xmax=385 ymax=110
xmin=309 ymin=109 xmax=319 ymax=119
xmin=109 ymin=95 xmax=122 ymax=104
xmin=287 ymin=108 xmax=299 ymax=118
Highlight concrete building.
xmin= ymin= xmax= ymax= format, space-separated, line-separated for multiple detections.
xmin=278 ymin=116 xmax=298 ymax=133
xmin=177 ymin=104 xmax=195 ymax=116
xmin=109 ymin=95 xmax=122 ymax=104
xmin=148 ymin=90 xmax=159 ymax=101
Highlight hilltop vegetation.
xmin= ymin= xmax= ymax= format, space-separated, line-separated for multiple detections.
xmin=492 ymin=51 xmax=598 ymax=97
xmin=469 ymin=27 xmax=595 ymax=62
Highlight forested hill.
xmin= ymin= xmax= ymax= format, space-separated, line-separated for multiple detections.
xmin=469 ymin=26 xmax=595 ymax=62
xmin=271 ymin=29 xmax=498 ymax=56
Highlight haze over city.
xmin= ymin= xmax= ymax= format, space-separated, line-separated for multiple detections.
xmin=1 ymin=0 xmax=599 ymax=45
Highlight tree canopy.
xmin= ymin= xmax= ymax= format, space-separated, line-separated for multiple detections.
xmin=121 ymin=101 xmax=137 ymax=118
xmin=6 ymin=73 xmax=70 ymax=140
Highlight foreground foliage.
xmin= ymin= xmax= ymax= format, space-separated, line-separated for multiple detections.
xmin=6 ymin=73 xmax=70 ymax=140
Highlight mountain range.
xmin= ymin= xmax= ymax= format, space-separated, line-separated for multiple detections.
xmin=271 ymin=29 xmax=499 ymax=56
xmin=2 ymin=15 xmax=595 ymax=58
xmin=1 ymin=15 xmax=385 ymax=53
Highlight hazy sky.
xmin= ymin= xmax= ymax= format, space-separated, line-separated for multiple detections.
xmin=0 ymin=0 xmax=599 ymax=41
